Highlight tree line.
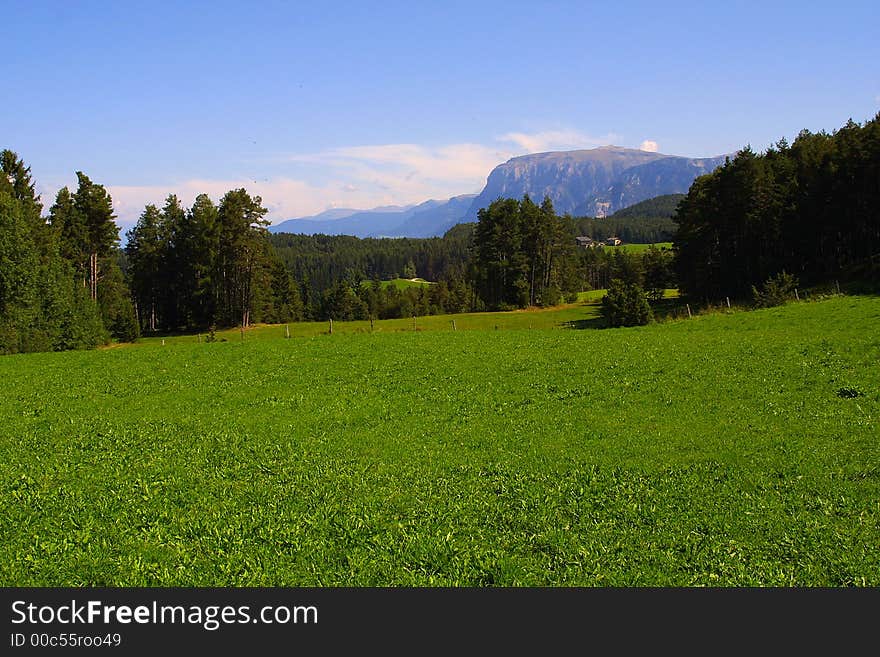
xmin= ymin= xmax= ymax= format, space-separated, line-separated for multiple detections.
xmin=125 ymin=190 xmax=301 ymax=333
xmin=572 ymin=194 xmax=682 ymax=245
xmin=268 ymin=224 xmax=476 ymax=319
xmin=468 ymin=194 xmax=675 ymax=311
xmin=0 ymin=148 xmax=678 ymax=353
xmin=469 ymin=196 xmax=580 ymax=308
xmin=674 ymin=113 xmax=880 ymax=300
xmin=4 ymin=112 xmax=874 ymax=352
xmin=125 ymin=192 xmax=486 ymax=327
xmin=269 ymin=224 xmax=473 ymax=293
xmin=0 ymin=151 xmax=134 ymax=354
xmin=0 ymin=150 xmax=307 ymax=351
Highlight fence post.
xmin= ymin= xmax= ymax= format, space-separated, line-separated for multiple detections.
xmin=329 ymin=318 xmax=333 ymax=335
xmin=285 ymin=324 xmax=290 ymax=339
xmin=686 ymin=304 xmax=692 ymax=318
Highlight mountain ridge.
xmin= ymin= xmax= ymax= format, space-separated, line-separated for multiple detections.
xmin=270 ymin=195 xmax=476 ymax=238
xmin=269 ymin=146 xmax=731 ymax=237
xmin=468 ymin=146 xmax=728 ymax=219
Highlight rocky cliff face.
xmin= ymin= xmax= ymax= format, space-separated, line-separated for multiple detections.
xmin=468 ymin=146 xmax=728 ymax=218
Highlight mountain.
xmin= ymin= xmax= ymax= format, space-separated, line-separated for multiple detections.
xmin=269 ymin=201 xmax=414 ymax=235
xmin=467 ymin=146 xmax=728 ymax=218
xmin=269 ymin=195 xmax=476 ymax=238
xmin=577 ymin=155 xmax=727 ymax=216
xmin=270 ymin=146 xmax=729 ymax=238
xmin=385 ymin=194 xmax=476 ymax=238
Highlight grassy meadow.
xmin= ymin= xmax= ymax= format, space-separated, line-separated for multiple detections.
xmin=360 ymin=277 xmax=435 ymax=291
xmin=1 ymin=295 xmax=878 ymax=585
xmin=138 ymin=288 xmax=678 ymax=347
xmin=136 ymin=297 xmax=610 ymax=346
xmin=606 ymin=241 xmax=673 ymax=253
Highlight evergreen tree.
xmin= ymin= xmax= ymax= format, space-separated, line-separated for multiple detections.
xmin=125 ymin=204 xmax=164 ymax=332
xmin=186 ymin=193 xmax=221 ymax=327
xmin=157 ymin=194 xmax=187 ymax=329
xmin=601 ymin=279 xmax=652 ymax=327
xmin=471 ymin=196 xmax=580 ymax=309
xmin=72 ymin=172 xmax=119 ymax=301
xmin=50 ymin=187 xmax=87 ymax=283
xmin=216 ymin=189 xmax=270 ymax=327
xmin=265 ymin=257 xmax=304 ymax=323
xmin=98 ymin=252 xmax=140 ymax=342
xmin=0 ymin=178 xmax=40 ymax=350
xmin=674 ymin=113 xmax=880 ymax=300
xmin=1 ymin=150 xmax=107 ymax=353
xmin=642 ymin=245 xmax=674 ymax=301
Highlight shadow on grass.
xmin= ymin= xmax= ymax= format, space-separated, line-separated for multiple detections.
xmin=561 ymin=296 xmax=688 ymax=329
xmin=561 ymin=317 xmax=604 ymax=330
xmin=650 ymin=297 xmax=689 ymax=320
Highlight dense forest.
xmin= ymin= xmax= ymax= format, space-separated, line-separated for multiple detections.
xmin=269 ymin=225 xmax=473 ymax=295
xmin=469 ymin=195 xmax=579 ymax=308
xmin=465 ymin=194 xmax=675 ymax=310
xmin=572 ymin=194 xmax=682 ymax=244
xmin=675 ymin=113 xmax=879 ymax=300
xmin=268 ymin=194 xmax=677 ymax=317
xmin=0 ymin=151 xmax=134 ymax=354
xmin=125 ymin=191 xmax=301 ymax=332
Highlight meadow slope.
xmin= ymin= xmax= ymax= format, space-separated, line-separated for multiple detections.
xmin=1 ymin=296 xmax=878 ymax=585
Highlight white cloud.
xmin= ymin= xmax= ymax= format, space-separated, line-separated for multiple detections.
xmin=293 ymin=142 xmax=510 ymax=189
xmin=282 ymin=129 xmax=623 ymax=218
xmin=107 ymin=177 xmax=407 ymax=229
xmin=67 ymin=127 xmax=626 ymax=229
xmin=639 ymin=140 xmax=660 ymax=153
xmin=498 ymin=129 xmax=620 ymax=153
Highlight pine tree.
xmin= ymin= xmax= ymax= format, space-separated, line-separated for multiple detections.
xmin=72 ymin=172 xmax=119 ymax=301
xmin=601 ymin=279 xmax=652 ymax=327
xmin=125 ymin=204 xmax=164 ymax=332
xmin=216 ymin=189 xmax=270 ymax=328
xmin=186 ymin=193 xmax=220 ymax=327
xmin=1 ymin=150 xmax=107 ymax=353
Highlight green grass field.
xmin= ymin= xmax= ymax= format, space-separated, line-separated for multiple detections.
xmin=575 ymin=288 xmax=678 ymax=303
xmin=606 ymin=242 xmax=673 ymax=253
xmin=138 ymin=288 xmax=674 ymax=346
xmin=136 ymin=299 xmax=606 ymax=346
xmin=2 ymin=295 xmax=878 ymax=585
xmin=360 ymin=277 xmax=434 ymax=291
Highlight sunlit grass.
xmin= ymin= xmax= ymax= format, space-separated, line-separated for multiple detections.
xmin=2 ymin=295 xmax=877 ymax=585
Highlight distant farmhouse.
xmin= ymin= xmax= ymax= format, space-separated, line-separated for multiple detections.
xmin=575 ymin=235 xmax=623 ymax=248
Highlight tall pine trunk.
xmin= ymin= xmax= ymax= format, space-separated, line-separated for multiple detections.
xmin=89 ymin=252 xmax=98 ymax=301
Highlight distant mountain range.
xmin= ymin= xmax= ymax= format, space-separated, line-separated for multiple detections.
xmin=270 ymin=194 xmax=476 ymax=238
xmin=269 ymin=146 xmax=730 ymax=238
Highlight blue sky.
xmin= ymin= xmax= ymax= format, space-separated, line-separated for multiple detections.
xmin=3 ymin=1 xmax=878 ymax=228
